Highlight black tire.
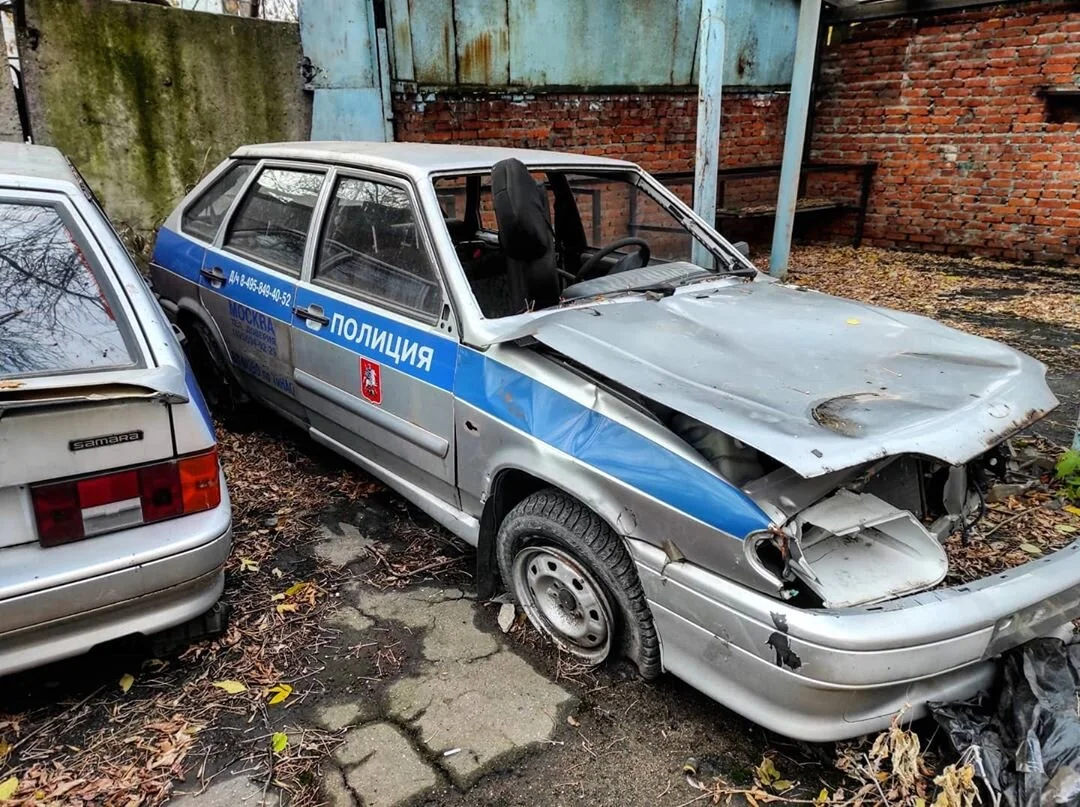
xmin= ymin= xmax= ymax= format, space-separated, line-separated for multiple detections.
xmin=184 ymin=319 xmax=256 ymax=429
xmin=496 ymin=488 xmax=661 ymax=679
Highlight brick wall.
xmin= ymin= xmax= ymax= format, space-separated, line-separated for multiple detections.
xmin=811 ymin=0 xmax=1080 ymax=265
xmin=393 ymin=89 xmax=790 ymax=244
xmin=393 ymin=90 xmax=789 ymax=172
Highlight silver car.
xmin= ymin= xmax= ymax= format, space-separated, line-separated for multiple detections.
xmin=150 ymin=142 xmax=1076 ymax=741
xmin=0 ymin=144 xmax=231 ymax=676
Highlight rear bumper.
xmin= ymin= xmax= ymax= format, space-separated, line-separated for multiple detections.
xmin=0 ymin=498 xmax=231 ymax=677
xmin=630 ymin=537 xmax=1080 ymax=741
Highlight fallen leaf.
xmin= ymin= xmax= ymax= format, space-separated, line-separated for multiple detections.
xmin=272 ymin=567 xmax=284 ymax=578
xmin=284 ymin=581 xmax=309 ymax=597
xmin=0 ymin=776 xmax=17 ymax=800
xmin=118 ymin=673 xmax=135 ymax=694
xmin=270 ymin=593 xmax=286 ymax=602
xmin=276 ymin=603 xmax=298 ymax=615
xmin=846 ymin=318 xmax=860 ymax=325
xmin=239 ymin=557 xmax=260 ymax=573
xmin=212 ymin=680 xmax=247 ymax=694
xmin=1054 ymin=524 xmax=1077 ymax=534
xmin=814 ymin=788 xmax=829 ymax=806
xmin=773 ymin=780 xmax=794 ymax=792
xmin=756 ymin=756 xmax=780 ymax=785
xmin=567 ymin=715 xmax=580 ymax=727
xmin=1064 ymin=505 xmax=1080 ymax=517
xmin=1019 ymin=542 xmax=1044 ymax=555
xmin=266 ymin=683 xmax=293 ymax=705
xmin=271 ymin=732 xmax=288 ymax=754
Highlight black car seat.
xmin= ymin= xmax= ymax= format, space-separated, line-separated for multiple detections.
xmin=491 ymin=158 xmax=560 ymax=312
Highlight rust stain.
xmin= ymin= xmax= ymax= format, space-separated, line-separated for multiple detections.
xmin=459 ymin=30 xmax=507 ymax=84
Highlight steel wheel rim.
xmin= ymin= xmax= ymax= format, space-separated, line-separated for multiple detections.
xmin=511 ymin=543 xmax=613 ymax=664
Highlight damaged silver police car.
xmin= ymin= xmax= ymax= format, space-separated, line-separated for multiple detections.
xmin=150 ymin=142 xmax=1075 ymax=741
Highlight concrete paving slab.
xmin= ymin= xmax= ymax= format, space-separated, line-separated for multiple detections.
xmin=171 ymin=775 xmax=280 ymax=807
xmin=315 ymin=522 xmax=377 ymax=567
xmin=314 ymin=700 xmax=372 ymax=732
xmin=321 ymin=766 xmax=355 ymax=807
xmin=336 ymin=723 xmax=438 ymax=807
xmin=326 ymin=605 xmax=374 ymax=634
xmin=387 ymin=651 xmax=574 ymax=789
xmin=353 ymin=587 xmax=496 ymax=662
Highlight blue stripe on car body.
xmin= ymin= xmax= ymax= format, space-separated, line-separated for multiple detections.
xmin=454 ymin=348 xmax=770 ymax=539
xmin=156 ymin=226 xmax=770 ymax=540
xmin=153 ymin=226 xmax=205 ymax=280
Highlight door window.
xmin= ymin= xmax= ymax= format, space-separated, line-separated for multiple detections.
xmin=224 ymin=167 xmax=324 ymax=276
xmin=313 ymin=177 xmax=442 ymax=318
xmin=181 ymin=161 xmax=255 ymax=242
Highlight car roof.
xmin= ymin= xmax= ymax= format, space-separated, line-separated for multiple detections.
xmin=231 ymin=141 xmax=638 ymax=178
xmin=0 ymin=143 xmax=81 ymax=187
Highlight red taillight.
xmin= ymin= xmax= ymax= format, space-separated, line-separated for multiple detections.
xmin=138 ymin=462 xmax=183 ymax=522
xmin=31 ymin=482 xmax=84 ymax=547
xmin=78 ymin=470 xmax=138 ymax=508
xmin=179 ymin=449 xmax=221 ymax=513
xmin=30 ymin=448 xmax=221 ymax=546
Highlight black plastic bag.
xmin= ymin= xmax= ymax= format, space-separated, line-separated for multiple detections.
xmin=930 ymin=638 xmax=1080 ymax=807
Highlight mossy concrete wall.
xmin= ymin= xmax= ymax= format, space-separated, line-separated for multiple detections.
xmin=18 ymin=0 xmax=311 ymax=234
xmin=0 ymin=22 xmax=23 ymax=142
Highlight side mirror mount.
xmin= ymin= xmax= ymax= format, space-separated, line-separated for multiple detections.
xmin=732 ymin=241 xmax=750 ymax=258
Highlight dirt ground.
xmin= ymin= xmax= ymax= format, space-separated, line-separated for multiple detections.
xmin=1 ymin=244 xmax=1077 ymax=806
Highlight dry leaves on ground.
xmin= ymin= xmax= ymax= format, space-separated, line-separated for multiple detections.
xmin=788 ymin=244 xmax=1080 ymax=370
xmin=0 ymin=421 xmax=374 ymax=807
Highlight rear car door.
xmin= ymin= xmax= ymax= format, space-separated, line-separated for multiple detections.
xmin=200 ymin=164 xmax=327 ymax=420
xmin=290 ymin=169 xmax=458 ymax=503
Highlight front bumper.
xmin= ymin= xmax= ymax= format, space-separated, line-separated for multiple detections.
xmin=0 ymin=492 xmax=231 ymax=677
xmin=630 ymin=537 xmax=1080 ymax=741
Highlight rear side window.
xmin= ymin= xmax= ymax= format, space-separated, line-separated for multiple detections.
xmin=314 ymin=177 xmax=442 ymax=317
xmin=181 ymin=161 xmax=254 ymax=242
xmin=0 ymin=202 xmax=135 ymax=378
xmin=223 ymin=167 xmax=324 ymax=276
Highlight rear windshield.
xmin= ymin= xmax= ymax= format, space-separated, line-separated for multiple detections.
xmin=0 ymin=201 xmax=135 ymax=378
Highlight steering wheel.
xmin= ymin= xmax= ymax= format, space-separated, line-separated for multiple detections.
xmin=574 ymin=237 xmax=651 ymax=282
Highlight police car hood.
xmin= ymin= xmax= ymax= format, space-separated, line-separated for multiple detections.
xmin=513 ymin=278 xmax=1057 ymax=478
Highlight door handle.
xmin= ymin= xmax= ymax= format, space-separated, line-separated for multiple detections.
xmin=199 ymin=266 xmax=227 ymax=284
xmin=293 ymin=305 xmax=329 ymax=326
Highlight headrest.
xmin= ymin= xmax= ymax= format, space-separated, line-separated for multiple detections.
xmin=491 ymin=158 xmax=551 ymax=261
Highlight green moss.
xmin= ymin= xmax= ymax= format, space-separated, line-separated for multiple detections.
xmin=27 ymin=0 xmax=308 ymax=232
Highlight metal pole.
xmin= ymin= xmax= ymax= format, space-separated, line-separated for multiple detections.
xmin=769 ymin=0 xmax=823 ymax=278
xmin=692 ymin=0 xmax=726 ymax=270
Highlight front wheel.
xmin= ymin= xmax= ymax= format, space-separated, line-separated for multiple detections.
xmin=496 ymin=488 xmax=661 ymax=679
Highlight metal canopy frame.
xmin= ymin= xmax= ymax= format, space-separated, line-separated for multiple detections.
xmin=825 ymin=0 xmax=1028 ymax=23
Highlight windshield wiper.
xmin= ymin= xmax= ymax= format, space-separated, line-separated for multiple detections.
xmin=0 ymin=310 xmax=22 ymax=328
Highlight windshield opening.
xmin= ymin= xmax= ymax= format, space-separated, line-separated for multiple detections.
xmin=432 ymin=167 xmax=741 ymax=319
xmin=0 ymin=201 xmax=137 ymax=379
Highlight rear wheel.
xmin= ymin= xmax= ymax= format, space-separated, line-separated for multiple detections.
xmin=183 ymin=319 xmax=255 ymax=428
xmin=496 ymin=488 xmax=661 ymax=679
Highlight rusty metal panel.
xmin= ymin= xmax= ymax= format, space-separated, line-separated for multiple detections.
xmin=454 ymin=0 xmax=510 ymax=85
xmin=672 ymin=0 xmax=703 ymax=84
xmin=390 ymin=0 xmax=798 ymax=88
xmin=407 ymin=0 xmax=456 ymax=84
xmin=507 ymin=0 xmax=690 ymax=87
xmin=722 ymin=0 xmax=798 ymax=86
xmin=386 ymin=0 xmax=415 ymax=81
xmin=299 ymin=0 xmax=388 ymax=139
xmin=300 ymin=1 xmax=376 ymax=88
